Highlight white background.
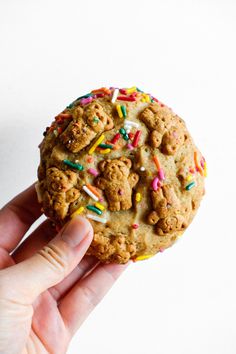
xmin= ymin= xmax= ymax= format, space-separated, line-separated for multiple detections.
xmin=0 ymin=0 xmax=236 ymax=353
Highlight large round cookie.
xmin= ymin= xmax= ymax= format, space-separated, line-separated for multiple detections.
xmin=36 ymin=86 xmax=206 ymax=263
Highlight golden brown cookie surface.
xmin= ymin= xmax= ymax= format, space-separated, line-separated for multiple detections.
xmin=37 ymin=87 xmax=206 ymax=263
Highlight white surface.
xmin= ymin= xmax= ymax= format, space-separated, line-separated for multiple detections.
xmin=0 ymin=0 xmax=236 ymax=353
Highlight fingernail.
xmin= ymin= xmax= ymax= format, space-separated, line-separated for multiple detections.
xmin=61 ymin=216 xmax=92 ymax=247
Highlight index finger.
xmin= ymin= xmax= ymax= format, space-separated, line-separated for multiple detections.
xmin=0 ymin=183 xmax=42 ymax=252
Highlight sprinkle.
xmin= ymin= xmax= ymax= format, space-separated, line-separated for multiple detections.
xmin=124 ymin=120 xmax=140 ymax=128
xmin=86 ymin=184 xmax=101 ymax=198
xmin=88 ymin=134 xmax=105 ymax=154
xmin=63 ymin=159 xmax=84 ymax=171
xmin=134 ymin=254 xmax=153 ymax=261
xmin=135 ymin=192 xmax=142 ymax=202
xmin=95 ymin=202 xmax=105 ymax=211
xmin=159 ymin=247 xmax=164 ymax=253
xmin=82 ymin=186 xmax=99 ymax=201
xmin=158 ymin=169 xmax=165 ymax=181
xmin=194 ymin=151 xmax=204 ymax=176
xmin=71 ymin=206 xmax=84 ymax=218
xmin=87 ymin=214 xmax=107 ymax=223
xmin=153 ymin=155 xmax=161 ymax=170
xmin=117 ymin=96 xmax=136 ymax=102
xmin=93 ymin=116 xmax=99 ymax=123
xmin=127 ymin=143 xmax=134 ymax=150
xmin=118 ymin=189 xmax=124 ymax=195
xmin=140 ymin=166 xmax=145 ymax=171
xmin=132 ymin=130 xmax=141 ymax=147
xmin=111 ymin=88 xmax=119 ymax=103
xmin=132 ymin=223 xmax=139 ymax=229
xmin=98 ymin=148 xmax=111 ymax=154
xmin=80 ymin=96 xmax=93 ymax=105
xmin=128 ymin=132 xmax=134 ymax=139
xmin=126 ymin=86 xmax=137 ymax=94
xmin=91 ymin=87 xmax=111 ymax=95
xmin=94 ymin=93 xmax=105 ymax=98
xmin=121 ymin=105 xmax=127 ymax=117
xmin=142 ymin=94 xmax=151 ymax=102
xmin=123 ymin=134 xmax=129 ymax=141
xmin=203 ymin=161 xmax=207 ymax=177
xmin=99 ymin=143 xmax=113 ymax=149
xmin=76 ymin=93 xmax=92 ymax=100
xmin=86 ymin=205 xmax=102 ymax=215
xmin=186 ymin=175 xmax=192 ymax=182
xmin=111 ymin=133 xmax=121 ymax=144
xmin=186 ymin=181 xmax=196 ymax=191
xmin=152 ymin=177 xmax=159 ymax=191
xmin=125 ymin=127 xmax=131 ymax=134
xmin=116 ymin=104 xmax=123 ymax=118
xmin=119 ymin=89 xmax=127 ymax=94
xmin=119 ymin=127 xmax=126 ymax=135
xmin=88 ymin=168 xmax=99 ymax=177
xmin=87 ymin=156 xmax=93 ymax=163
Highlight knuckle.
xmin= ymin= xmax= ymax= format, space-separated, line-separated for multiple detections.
xmin=37 ymin=243 xmax=68 ymax=276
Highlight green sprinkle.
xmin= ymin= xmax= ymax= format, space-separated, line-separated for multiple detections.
xmin=86 ymin=205 xmax=102 ymax=215
xmin=99 ymin=143 xmax=113 ymax=149
xmin=119 ymin=128 xmax=126 ymax=135
xmin=66 ymin=103 xmax=74 ymax=109
xmin=186 ymin=181 xmax=196 ymax=191
xmin=121 ymin=105 xmax=127 ymax=118
xmin=123 ymin=134 xmax=129 ymax=141
xmin=136 ymin=87 xmax=144 ymax=93
xmin=77 ymin=93 xmax=92 ymax=100
xmin=93 ymin=116 xmax=99 ymax=123
xmin=63 ymin=159 xmax=84 ymax=171
xmin=151 ymin=98 xmax=154 ymax=103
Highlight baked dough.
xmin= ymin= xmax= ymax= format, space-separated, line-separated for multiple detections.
xmin=36 ymin=87 xmax=206 ymax=263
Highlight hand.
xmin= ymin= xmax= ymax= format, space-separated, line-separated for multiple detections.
xmin=0 ymin=184 xmax=128 ymax=354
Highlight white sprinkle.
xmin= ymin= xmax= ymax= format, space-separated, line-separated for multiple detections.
xmin=140 ymin=166 xmax=146 ymax=171
xmin=124 ymin=120 xmax=140 ymax=128
xmin=111 ymin=88 xmax=119 ymax=103
xmin=87 ymin=214 xmax=107 ymax=223
xmin=82 ymin=186 xmax=99 ymax=201
xmin=125 ymin=127 xmax=131 ymax=133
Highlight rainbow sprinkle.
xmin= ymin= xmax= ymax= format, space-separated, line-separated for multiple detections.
xmin=86 ymin=205 xmax=102 ymax=215
xmin=151 ymin=177 xmax=159 ymax=191
xmin=135 ymin=192 xmax=142 ymax=202
xmin=82 ymin=185 xmax=99 ymax=201
xmin=132 ymin=130 xmax=141 ymax=147
xmin=111 ymin=88 xmax=119 ymax=103
xmin=71 ymin=206 xmax=84 ymax=218
xmin=134 ymin=254 xmax=153 ymax=261
xmin=88 ymin=134 xmax=105 ymax=154
xmin=87 ymin=214 xmax=107 ymax=223
xmin=63 ymin=159 xmax=84 ymax=171
xmin=186 ymin=181 xmax=196 ymax=191
xmin=95 ymin=202 xmax=105 ymax=211
xmin=87 ymin=168 xmax=99 ymax=177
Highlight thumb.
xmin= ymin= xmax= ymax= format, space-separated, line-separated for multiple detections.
xmin=1 ymin=216 xmax=93 ymax=304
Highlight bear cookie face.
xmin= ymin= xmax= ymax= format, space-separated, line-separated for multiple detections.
xmin=37 ymin=86 xmax=206 ymax=264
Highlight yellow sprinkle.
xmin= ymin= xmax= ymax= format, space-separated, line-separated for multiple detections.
xmin=99 ymin=148 xmax=111 ymax=154
xmin=126 ymin=86 xmax=136 ymax=94
xmin=204 ymin=162 xmax=207 ymax=177
xmin=116 ymin=104 xmax=123 ymax=118
xmin=141 ymin=98 xmax=146 ymax=102
xmin=186 ymin=175 xmax=192 ymax=182
xmin=135 ymin=192 xmax=142 ymax=202
xmin=135 ymin=254 xmax=153 ymax=261
xmin=143 ymin=94 xmax=151 ymax=103
xmin=95 ymin=202 xmax=105 ymax=211
xmin=88 ymin=134 xmax=105 ymax=154
xmin=71 ymin=206 xmax=84 ymax=218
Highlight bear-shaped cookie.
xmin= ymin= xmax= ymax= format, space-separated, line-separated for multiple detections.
xmin=95 ymin=156 xmax=139 ymax=211
xmin=60 ymin=102 xmax=114 ymax=152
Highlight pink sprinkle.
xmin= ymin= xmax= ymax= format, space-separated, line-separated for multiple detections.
xmin=127 ymin=143 xmax=134 ymax=150
xmin=88 ymin=168 xmax=99 ymax=177
xmin=159 ymin=247 xmax=164 ymax=253
xmin=99 ymin=197 xmax=104 ymax=202
xmin=132 ymin=224 xmax=139 ymax=229
xmin=158 ymin=168 xmax=165 ymax=181
xmin=118 ymin=189 xmax=124 ymax=195
xmin=152 ymin=176 xmax=159 ymax=191
xmin=80 ymin=96 xmax=93 ymax=105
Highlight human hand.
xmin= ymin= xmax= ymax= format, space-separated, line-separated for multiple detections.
xmin=0 ymin=184 xmax=128 ymax=354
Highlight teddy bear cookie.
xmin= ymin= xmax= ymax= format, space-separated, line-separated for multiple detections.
xmin=36 ymin=86 xmax=206 ymax=264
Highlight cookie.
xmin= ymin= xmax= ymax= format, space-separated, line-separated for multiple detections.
xmin=36 ymin=87 xmax=206 ymax=264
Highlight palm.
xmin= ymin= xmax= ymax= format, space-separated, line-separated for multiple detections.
xmin=0 ymin=185 xmax=127 ymax=354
